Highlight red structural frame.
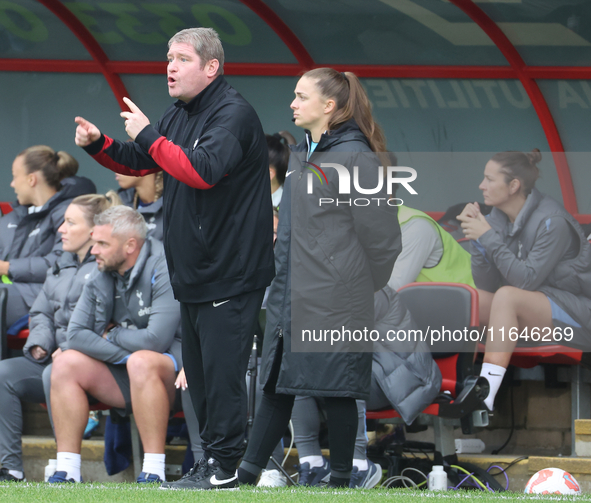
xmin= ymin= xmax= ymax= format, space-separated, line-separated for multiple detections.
xmin=238 ymin=0 xmax=314 ymax=68
xmin=0 ymin=0 xmax=588 ymax=220
xmin=35 ymin=0 xmax=130 ymax=111
xmin=449 ymin=0 xmax=577 ymax=216
xmin=4 ymin=60 xmax=591 ymax=81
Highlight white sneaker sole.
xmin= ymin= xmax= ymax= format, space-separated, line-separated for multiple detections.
xmin=361 ymin=463 xmax=382 ymax=489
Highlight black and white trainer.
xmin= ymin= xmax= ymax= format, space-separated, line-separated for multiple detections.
xmin=160 ymin=457 xmax=238 ymax=490
xmin=160 ymin=457 xmax=208 ymax=490
xmin=0 ymin=467 xmax=25 ymax=482
xmin=198 ymin=458 xmax=238 ymax=490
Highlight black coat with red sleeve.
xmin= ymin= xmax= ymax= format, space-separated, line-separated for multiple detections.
xmin=83 ymin=76 xmax=275 ymax=303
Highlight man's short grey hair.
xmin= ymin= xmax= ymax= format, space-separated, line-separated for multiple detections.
xmin=94 ymin=206 xmax=147 ymax=241
xmin=169 ymin=27 xmax=224 ymax=76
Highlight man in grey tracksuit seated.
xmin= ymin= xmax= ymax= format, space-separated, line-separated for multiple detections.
xmin=46 ymin=206 xmax=182 ymax=484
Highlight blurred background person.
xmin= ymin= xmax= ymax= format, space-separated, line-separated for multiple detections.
xmin=266 ymin=131 xmax=294 ymax=210
xmin=0 ymin=146 xmax=95 ymax=329
xmin=115 ymin=172 xmax=163 ymax=241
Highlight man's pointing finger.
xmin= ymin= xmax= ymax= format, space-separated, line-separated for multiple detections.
xmin=122 ymin=97 xmax=141 ymax=113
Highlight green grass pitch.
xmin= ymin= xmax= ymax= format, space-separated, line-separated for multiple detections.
xmin=0 ymin=484 xmax=588 ymax=503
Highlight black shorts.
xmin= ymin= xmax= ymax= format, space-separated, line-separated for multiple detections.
xmin=89 ymin=361 xmax=182 ymax=417
xmin=87 ymin=363 xmax=132 ymax=416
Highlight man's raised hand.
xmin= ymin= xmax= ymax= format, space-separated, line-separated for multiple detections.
xmin=75 ymin=116 xmax=101 ymax=147
xmin=120 ymin=97 xmax=150 ymax=141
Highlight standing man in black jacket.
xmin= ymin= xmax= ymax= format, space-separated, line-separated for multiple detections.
xmin=74 ymin=27 xmax=275 ymax=489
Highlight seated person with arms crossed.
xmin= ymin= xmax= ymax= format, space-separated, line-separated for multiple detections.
xmin=47 ymin=206 xmax=182 ymax=484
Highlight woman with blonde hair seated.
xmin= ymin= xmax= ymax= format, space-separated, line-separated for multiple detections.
xmin=0 ymin=192 xmax=120 ymax=481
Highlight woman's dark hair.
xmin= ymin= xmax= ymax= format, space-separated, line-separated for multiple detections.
xmin=18 ymin=145 xmax=79 ymax=191
xmin=266 ymin=133 xmax=291 ymax=186
xmin=302 ymin=68 xmax=387 ymax=154
xmin=490 ymin=148 xmax=541 ymax=196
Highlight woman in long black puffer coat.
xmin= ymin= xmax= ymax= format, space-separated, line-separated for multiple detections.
xmin=238 ymin=68 xmax=401 ymax=488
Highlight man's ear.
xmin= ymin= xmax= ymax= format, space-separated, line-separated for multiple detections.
xmin=125 ymin=237 xmax=138 ymax=255
xmin=206 ymin=59 xmax=219 ymax=78
xmin=28 ymin=172 xmax=37 ymax=187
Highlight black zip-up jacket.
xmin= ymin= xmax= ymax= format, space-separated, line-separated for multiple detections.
xmin=83 ymin=76 xmax=275 ymax=303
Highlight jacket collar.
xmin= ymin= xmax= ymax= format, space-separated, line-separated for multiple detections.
xmin=138 ymin=197 xmax=163 ymax=214
xmin=296 ymin=118 xmax=369 ymax=154
xmin=118 ymin=187 xmax=163 ymax=214
xmin=110 ymin=238 xmax=155 ymax=290
xmin=511 ymin=187 xmax=542 ymax=236
xmin=52 ymin=249 xmax=96 ymax=274
xmin=20 ymin=176 xmax=96 ymax=221
xmin=20 ymin=191 xmax=64 ymax=221
xmin=489 ymin=187 xmax=542 ymax=237
xmin=174 ymin=76 xmax=230 ymax=116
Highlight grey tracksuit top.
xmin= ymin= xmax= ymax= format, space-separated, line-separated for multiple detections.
xmin=472 ymin=188 xmax=591 ymax=334
xmin=22 ymin=251 xmax=96 ymax=364
xmin=0 ymin=176 xmax=96 ymax=307
xmin=66 ymin=238 xmax=182 ymax=367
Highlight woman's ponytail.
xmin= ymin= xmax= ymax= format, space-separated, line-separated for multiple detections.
xmin=71 ymin=191 xmax=123 ymax=227
xmin=18 ymin=146 xmax=79 ymax=191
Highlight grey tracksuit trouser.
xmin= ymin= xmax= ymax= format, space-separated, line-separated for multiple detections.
xmin=0 ymin=356 xmax=49 ymax=471
xmin=292 ymin=397 xmax=367 ymax=461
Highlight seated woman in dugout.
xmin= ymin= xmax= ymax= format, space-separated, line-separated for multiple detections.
xmin=457 ymin=149 xmax=591 ymax=411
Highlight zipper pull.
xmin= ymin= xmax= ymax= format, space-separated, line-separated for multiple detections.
xmin=518 ymin=242 xmax=523 ymax=259
xmin=278 ymin=328 xmax=283 ymax=338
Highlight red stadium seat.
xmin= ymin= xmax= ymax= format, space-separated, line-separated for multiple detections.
xmin=510 ymin=346 xmax=583 ymax=368
xmin=477 ymin=336 xmax=587 ymax=456
xmin=7 ymin=329 xmax=29 ymax=351
xmin=0 ymin=202 xmax=13 ymax=216
xmin=367 ymin=283 xmax=489 ymax=464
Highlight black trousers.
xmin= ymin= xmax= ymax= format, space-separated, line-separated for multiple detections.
xmin=241 ymin=338 xmax=358 ymax=479
xmin=180 ymin=288 xmax=265 ymax=473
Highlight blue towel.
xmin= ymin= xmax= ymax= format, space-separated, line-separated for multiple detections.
xmin=103 ymin=416 xmax=132 ymax=475
xmin=7 ymin=314 xmax=28 ymax=336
